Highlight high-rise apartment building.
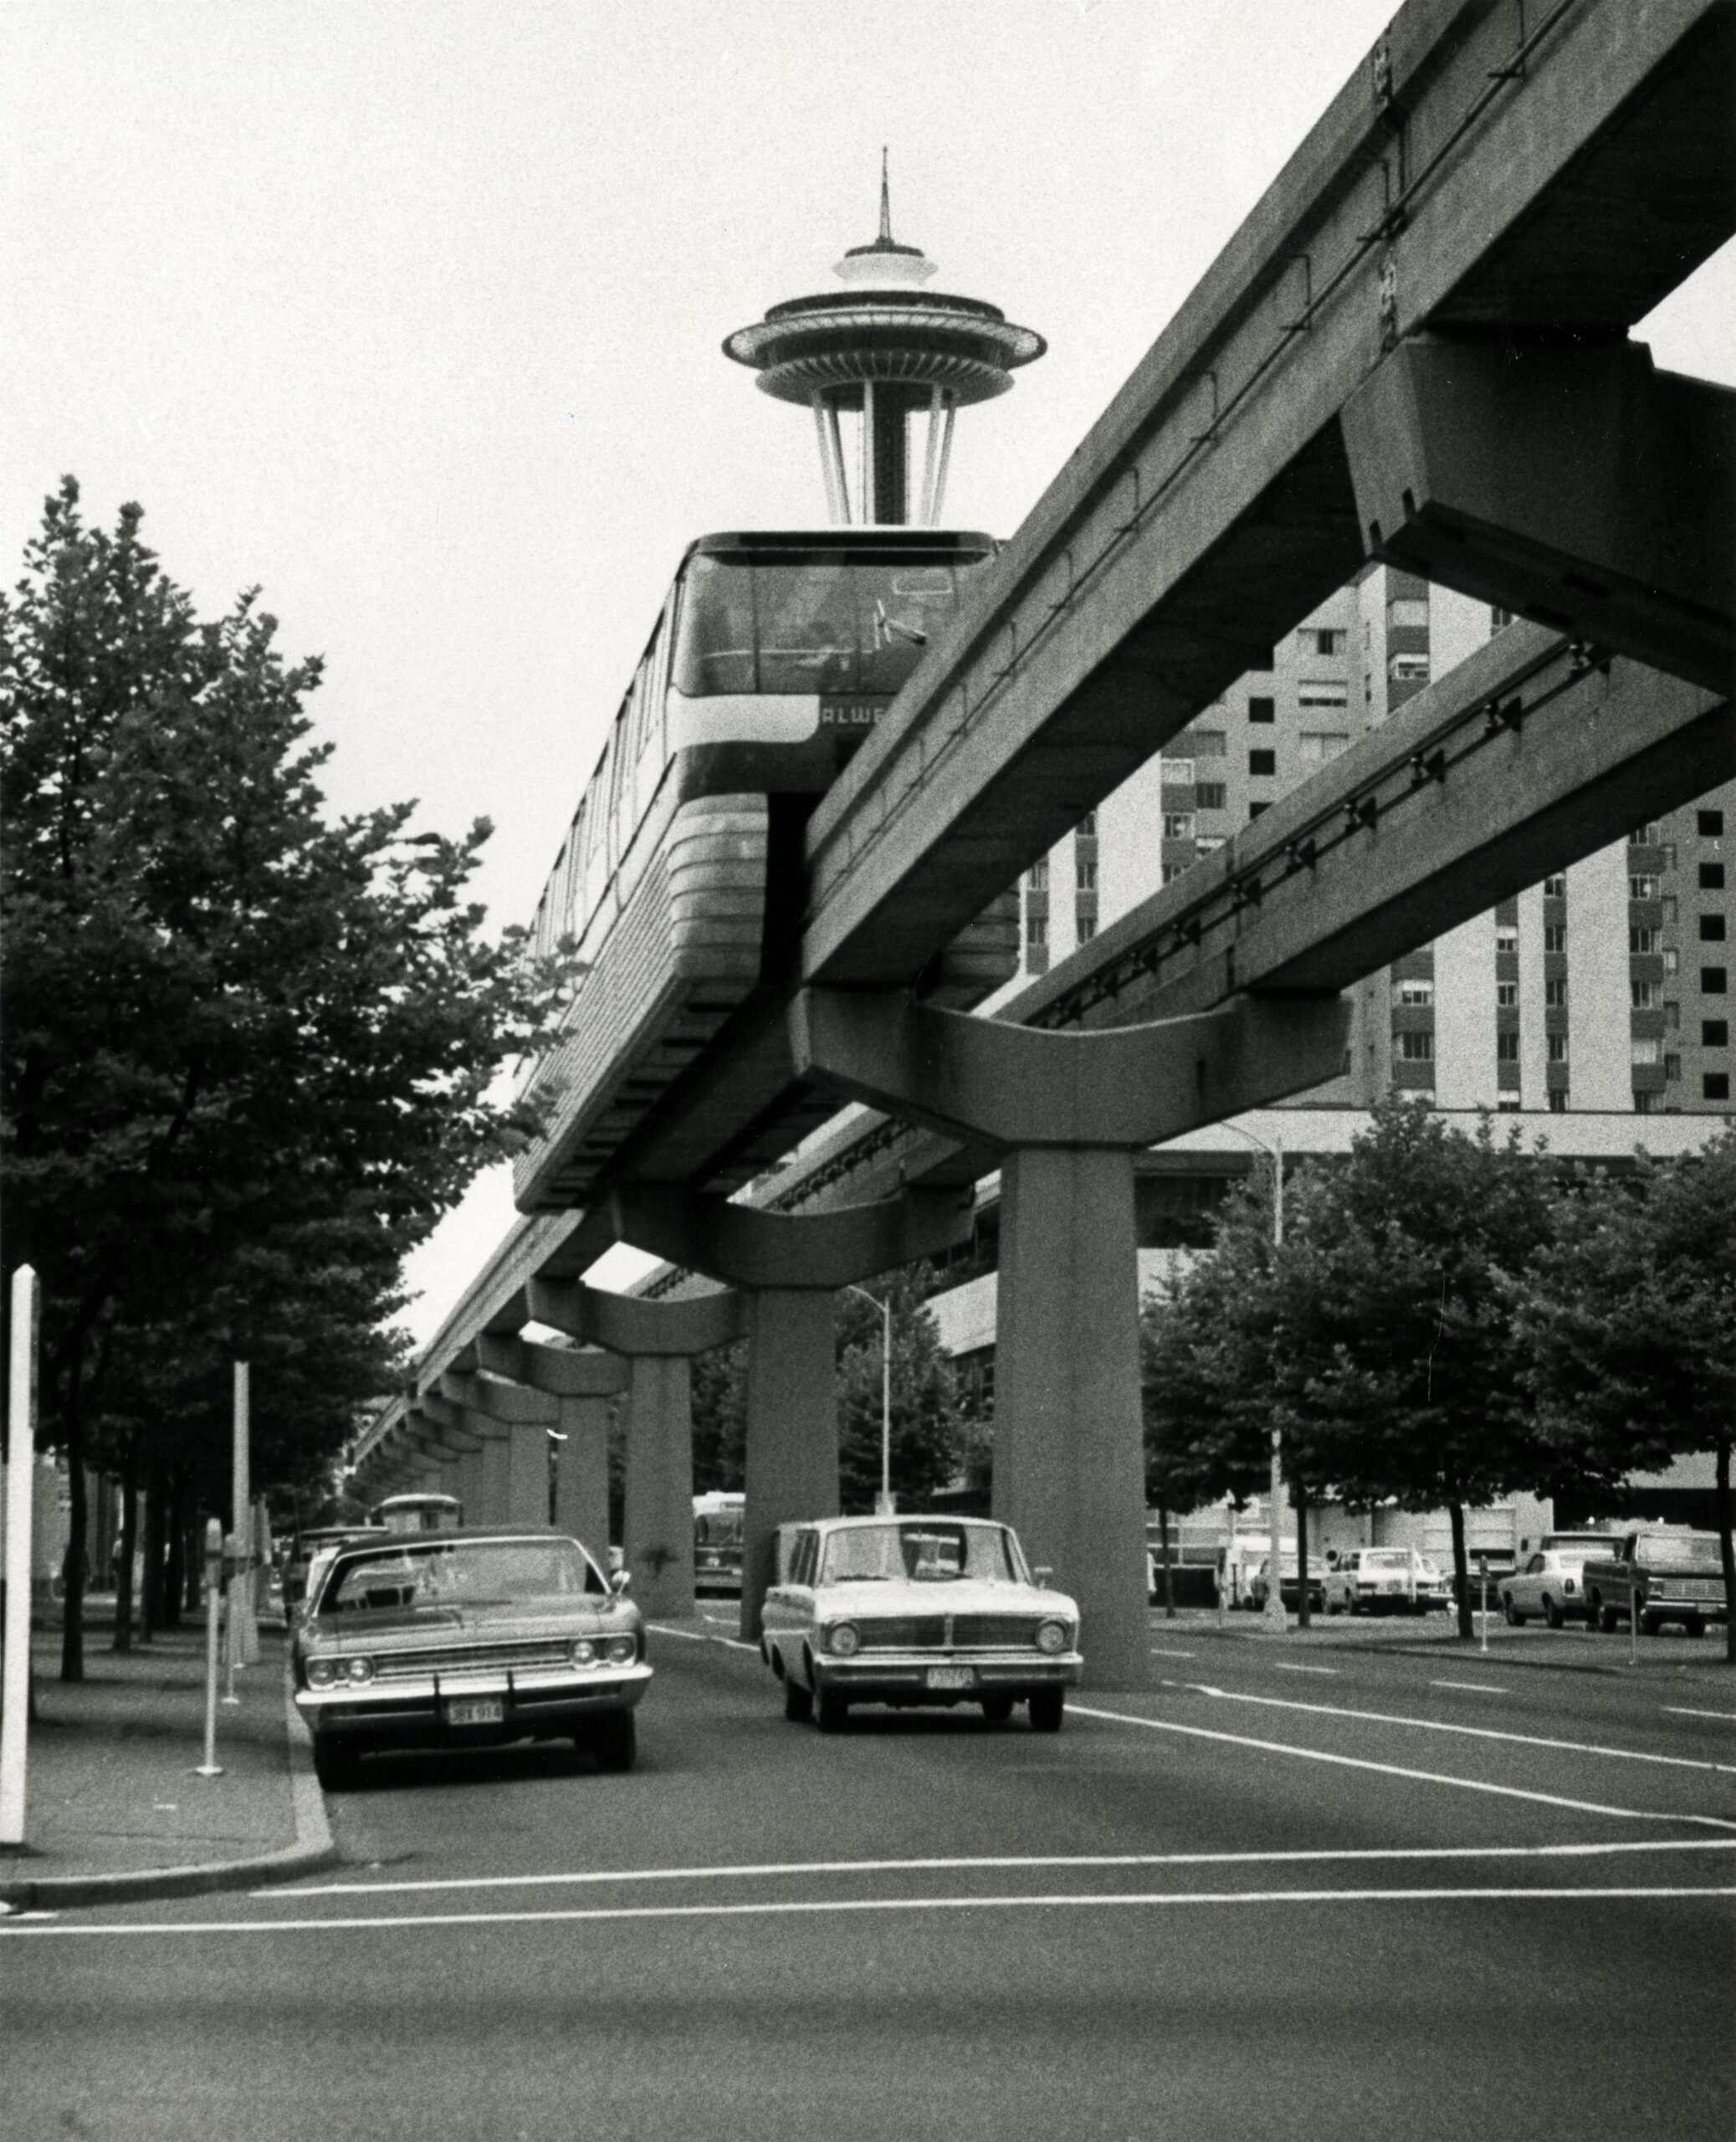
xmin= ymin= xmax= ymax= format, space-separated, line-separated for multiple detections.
xmin=1007 ymin=567 xmax=1734 ymax=1120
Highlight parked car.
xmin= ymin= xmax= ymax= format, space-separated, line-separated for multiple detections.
xmin=1248 ymin=1555 xmax=1327 ymax=1615
xmin=1499 ymin=1550 xmax=1590 ymax=1627
xmin=282 ymin=1525 xmax=387 ymax=1627
xmin=293 ymin=1526 xmax=650 ymax=1790
xmin=1322 ymin=1546 xmax=1447 ymax=1616
xmin=760 ymin=1514 xmax=1082 ymax=1732
xmin=1582 ymin=1530 xmax=1729 ymax=1636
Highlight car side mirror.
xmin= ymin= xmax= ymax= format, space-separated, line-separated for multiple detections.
xmin=610 ymin=1569 xmax=632 ymax=1596
xmin=1035 ymin=1566 xmax=1054 ymax=1589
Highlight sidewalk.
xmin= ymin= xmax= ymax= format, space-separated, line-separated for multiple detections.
xmin=0 ymin=1610 xmax=335 ymax=1911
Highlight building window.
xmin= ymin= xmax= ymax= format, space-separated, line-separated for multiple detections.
xmin=1078 ymin=812 xmax=1097 ymax=838
xmin=1631 ymin=979 xmax=1662 ymax=1009
xmin=1542 ymin=874 xmax=1565 ymax=897
xmin=1249 ymin=750 xmax=1276 ymax=776
xmin=1162 ymin=758 xmax=1196 ymax=786
xmin=1630 ymin=927 xmax=1659 ymax=956
xmin=1548 ymin=1034 xmax=1570 ymax=1063
xmin=1661 ymin=843 xmax=1677 ymax=870
xmin=1701 ymin=914 xmax=1727 ymax=942
xmin=1660 ymin=895 xmax=1678 ymax=925
xmin=1498 ymin=1095 xmax=1523 ymax=1111
xmin=1708 ymin=1073 xmax=1733 ymax=1101
xmin=1298 ymin=686 xmax=1349 ymax=711
xmin=1395 ymin=980 xmax=1434 ymax=1007
xmin=1309 ymin=628 xmax=1342 ymax=656
xmin=1249 ymin=802 xmax=1271 ymax=820
xmin=1630 ymin=874 xmax=1661 ymax=900
xmin=1631 ymin=822 xmax=1662 ymax=846
xmin=1195 ymin=782 xmax=1226 ymax=811
xmin=1247 ymin=697 xmax=1276 ymax=724
xmin=1077 ymin=858 xmax=1098 ymax=891
xmin=1548 ymin=1089 xmax=1568 ymax=1113
xmin=1704 ymin=967 xmax=1728 ymax=994
xmin=1631 ymin=1037 xmax=1662 ymax=1067
xmin=1664 ymin=1001 xmax=1680 ymax=1029
xmin=1193 ymin=730 xmax=1227 ymax=757
xmin=1496 ymin=981 xmax=1518 ymax=1007
xmin=1701 ymin=862 xmax=1726 ymax=889
xmin=1398 ymin=1031 xmax=1435 ymax=1062
xmin=1027 ymin=859 xmax=1048 ymax=892
xmin=1634 ymin=1090 xmax=1655 ymax=1115
xmin=1704 ymin=1019 xmax=1729 ymax=1047
xmin=1389 ymin=598 xmax=1429 ymax=629
xmin=1699 ymin=809 xmax=1725 ymax=838
xmin=1664 ymin=947 xmax=1680 ymax=975
xmin=1665 ymin=1053 xmax=1682 ymax=1083
xmin=1298 ymin=730 xmax=1350 ymax=761
xmin=1077 ymin=911 xmax=1096 ymax=945
xmin=1196 ymin=834 xmax=1226 ymax=855
xmin=1544 ymin=925 xmax=1566 ymax=953
xmin=1491 ymin=606 xmax=1514 ymax=632
xmin=1027 ymin=913 xmax=1047 ymax=948
xmin=1544 ymin=977 xmax=1568 ymax=1007
xmin=1390 ymin=654 xmax=1431 ymax=684
xmin=1497 ymin=1033 xmax=1519 ymax=1062
xmin=1160 ymin=816 xmax=1194 ymax=843
xmin=1161 ymin=863 xmax=1182 ymax=885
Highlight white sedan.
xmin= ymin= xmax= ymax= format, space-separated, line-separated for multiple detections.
xmin=760 ymin=1514 xmax=1083 ymax=1733
xmin=1500 ymin=1550 xmax=1590 ymax=1627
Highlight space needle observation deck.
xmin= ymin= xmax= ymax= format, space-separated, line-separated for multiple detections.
xmin=724 ymin=161 xmax=1045 ymax=526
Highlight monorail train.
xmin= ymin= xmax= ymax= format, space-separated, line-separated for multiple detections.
xmin=514 ymin=527 xmax=1018 ymax=1212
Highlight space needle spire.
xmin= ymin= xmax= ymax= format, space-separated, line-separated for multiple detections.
xmin=723 ymin=160 xmax=1046 ymax=525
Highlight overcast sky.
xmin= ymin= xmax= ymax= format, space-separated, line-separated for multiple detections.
xmin=6 ymin=2 xmax=1731 ymax=1345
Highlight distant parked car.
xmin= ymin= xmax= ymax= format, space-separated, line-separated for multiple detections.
xmin=293 ymin=1526 xmax=649 ymax=1790
xmin=1322 ymin=1547 xmax=1447 ymax=1616
xmin=1499 ymin=1550 xmax=1590 ymax=1628
xmin=760 ymin=1514 xmax=1082 ymax=1732
xmin=283 ymin=1525 xmax=387 ymax=1627
xmin=1248 ymin=1555 xmax=1327 ymax=1615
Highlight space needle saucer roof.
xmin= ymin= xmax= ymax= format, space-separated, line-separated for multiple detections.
xmin=724 ymin=166 xmax=1045 ymax=409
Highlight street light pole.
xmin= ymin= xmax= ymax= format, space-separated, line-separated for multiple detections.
xmin=846 ymin=1285 xmax=894 ymax=1514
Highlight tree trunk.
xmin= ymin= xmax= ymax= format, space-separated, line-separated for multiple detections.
xmin=113 ymin=1446 xmax=138 ymax=1653
xmin=162 ymin=1469 xmax=186 ymax=1628
xmin=1716 ymin=1437 xmax=1735 ymax=1669
xmin=59 ymin=1414 xmax=88 ymax=1682
xmin=1158 ymin=1498 xmax=1175 ymax=1619
xmin=139 ymin=1461 xmax=165 ymax=1642
xmin=1449 ymin=1499 xmax=1472 ymax=1641
xmin=1295 ymin=1482 xmax=1312 ymax=1629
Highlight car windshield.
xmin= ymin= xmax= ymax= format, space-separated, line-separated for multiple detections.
xmin=1364 ymin=1550 xmax=1413 ymax=1570
xmin=819 ymin=1523 xmax=1027 ymax=1586
xmin=1636 ymin=1535 xmax=1723 ymax=1569
xmin=318 ymin=1539 xmax=604 ymax=1616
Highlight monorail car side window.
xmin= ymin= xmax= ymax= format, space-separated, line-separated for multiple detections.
xmin=673 ymin=556 xmax=756 ymax=696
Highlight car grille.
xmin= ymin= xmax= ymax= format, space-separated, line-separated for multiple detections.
xmin=853 ymin=1614 xmax=1047 ymax=1651
xmin=367 ymin=1642 xmax=573 ymax=1682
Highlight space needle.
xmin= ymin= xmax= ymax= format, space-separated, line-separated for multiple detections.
xmin=724 ymin=157 xmax=1046 ymax=526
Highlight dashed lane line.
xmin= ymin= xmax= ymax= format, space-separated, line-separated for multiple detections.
xmin=1149 ymin=1648 xmax=1196 ymax=1659
xmin=1163 ymin=1681 xmax=1736 ymax=1777
xmin=1072 ymin=1702 xmax=1736 ymax=1829
xmin=7 ymin=1886 xmax=1733 ymax=1940
xmin=648 ymin=1622 xmax=759 ymax=1653
xmin=1664 ymin=1707 xmax=1736 ymax=1724
xmin=1432 ymin=1680 xmax=1509 ymax=1694
xmin=270 ymin=1837 xmax=1736 ymax=1900
xmin=1273 ymin=1663 xmax=1339 ymax=1676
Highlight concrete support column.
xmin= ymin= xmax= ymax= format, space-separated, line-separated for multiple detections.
xmin=453 ymin=1445 xmax=488 ymax=1526
xmin=475 ymin=1431 xmax=512 ymax=1527
xmin=505 ymin=1420 xmax=551 ymax=1528
xmin=622 ymin=1358 xmax=698 ymax=1620
xmin=740 ymin=1290 xmax=841 ymax=1641
xmin=552 ymin=1395 xmax=611 ymax=1565
xmin=994 ymin=1146 xmax=1149 ymax=1687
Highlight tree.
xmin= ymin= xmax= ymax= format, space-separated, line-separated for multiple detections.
xmin=1513 ymin=1135 xmax=1736 ymax=1662
xmin=1 ymin=481 xmax=563 ymax=1675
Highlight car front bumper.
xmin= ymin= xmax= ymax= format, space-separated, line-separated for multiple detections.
xmin=296 ymin=1662 xmax=653 ymax=1745
xmin=809 ymin=1651 xmax=1083 ymax=1703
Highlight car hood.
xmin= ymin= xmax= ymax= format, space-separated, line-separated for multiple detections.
xmin=815 ymin=1579 xmax=1078 ymax=1620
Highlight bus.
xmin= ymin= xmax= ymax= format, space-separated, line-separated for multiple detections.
xmin=694 ymin=1492 xmax=746 ymax=1596
xmin=369 ymin=1492 xmax=464 ymax=1535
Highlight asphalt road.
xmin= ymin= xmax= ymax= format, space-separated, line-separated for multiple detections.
xmin=4 ymin=1616 xmax=1733 ymax=2142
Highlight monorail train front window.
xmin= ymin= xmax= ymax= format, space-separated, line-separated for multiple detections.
xmin=673 ymin=551 xmax=979 ymax=698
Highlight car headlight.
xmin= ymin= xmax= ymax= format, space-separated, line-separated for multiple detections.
xmin=1035 ymin=1620 xmax=1069 ymax=1656
xmin=604 ymin=1635 xmax=638 ymax=1665
xmin=307 ymin=1658 xmax=337 ymax=1688
xmin=570 ymin=1638 xmax=597 ymax=1666
xmin=345 ymin=1656 xmax=375 ymax=1684
xmin=825 ymin=1622 xmax=861 ymax=1657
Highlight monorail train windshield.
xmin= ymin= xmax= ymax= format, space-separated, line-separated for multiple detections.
xmin=673 ymin=541 xmax=995 ymax=699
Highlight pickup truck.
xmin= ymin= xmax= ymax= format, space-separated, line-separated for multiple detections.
xmin=1581 ymin=1530 xmax=1729 ymax=1637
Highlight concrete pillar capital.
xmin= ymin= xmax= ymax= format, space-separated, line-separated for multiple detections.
xmin=478 ymin=1330 xmax=631 ymax=1396
xmin=606 ymin=1183 xmax=973 ymax=1290
xmin=438 ymin=1370 xmax=558 ymax=1427
xmin=790 ymin=987 xmax=1349 ymax=1149
xmin=525 ymin=1280 xmax=747 ymax=1358
xmin=419 ymin=1391 xmax=506 ymax=1443
xmin=406 ymin=1401 xmax=487 ymax=1456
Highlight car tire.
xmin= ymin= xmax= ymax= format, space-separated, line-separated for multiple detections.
xmin=1326 ymin=1596 xmax=1343 ymax=1617
xmin=313 ymin=1739 xmax=361 ymax=1792
xmin=1028 ymin=1688 xmax=1065 ymax=1734
xmin=981 ymin=1694 xmax=1014 ymax=1725
xmin=815 ymin=1688 xmax=850 ymax=1734
xmin=1686 ymin=1620 xmax=1707 ymax=1639
xmin=1641 ymin=1612 xmax=1662 ymax=1637
xmin=1503 ymin=1595 xmax=1521 ymax=1626
xmin=588 ymin=1711 xmax=637 ymax=1774
xmin=1598 ymin=1603 xmax=1621 ymax=1633
xmin=783 ymin=1674 xmax=813 ymax=1722
xmin=1543 ymin=1596 xmax=1564 ymax=1630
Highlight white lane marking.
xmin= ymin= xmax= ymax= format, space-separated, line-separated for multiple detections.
xmin=8 ymin=1886 xmax=1733 ymax=1940
xmin=1432 ymin=1680 xmax=1509 ymax=1694
xmin=1175 ymin=1682 xmax=1736 ymax=1777
xmin=648 ymin=1622 xmax=758 ymax=1653
xmin=1665 ymin=1707 xmax=1736 ymax=1723
xmin=271 ymin=1837 xmax=1736 ymax=1900
xmin=1273 ymin=1663 xmax=1339 ymax=1677
xmin=1071 ymin=1703 xmax=1736 ymax=1830
xmin=1149 ymin=1648 xmax=1196 ymax=1658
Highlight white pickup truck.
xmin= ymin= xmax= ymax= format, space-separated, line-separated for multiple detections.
xmin=1581 ymin=1530 xmax=1729 ymax=1637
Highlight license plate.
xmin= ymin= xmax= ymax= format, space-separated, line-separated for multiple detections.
xmin=925 ymin=1665 xmax=976 ymax=1691
xmin=446 ymin=1697 xmax=504 ymax=1726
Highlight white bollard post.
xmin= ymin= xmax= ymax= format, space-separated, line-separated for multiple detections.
xmin=1478 ymin=1554 xmax=1489 ymax=1655
xmin=195 ymin=1518 xmax=224 ymax=1776
xmin=1630 ymin=1572 xmax=1641 ymax=1667
xmin=233 ymin=1364 xmax=259 ymax=1667
xmin=1 ymin=1267 xmax=40 ymax=1847
xmin=221 ymin=1533 xmax=242 ymax=1706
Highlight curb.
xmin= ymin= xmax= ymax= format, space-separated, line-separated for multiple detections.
xmin=1170 ymin=1625 xmax=1733 ymax=1679
xmin=0 ymin=1678 xmax=337 ymax=1913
